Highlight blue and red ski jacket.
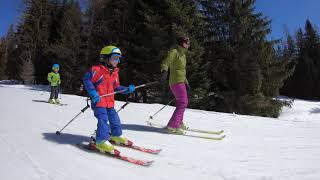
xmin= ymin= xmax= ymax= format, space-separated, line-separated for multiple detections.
xmin=83 ymin=64 xmax=123 ymax=108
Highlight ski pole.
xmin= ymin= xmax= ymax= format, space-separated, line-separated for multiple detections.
xmin=149 ymin=98 xmax=175 ymax=120
xmin=100 ymin=81 xmax=158 ymax=98
xmin=56 ymin=82 xmax=158 ymax=135
xmin=56 ymin=98 xmax=90 ymax=135
xmin=117 ymin=101 xmax=130 ymax=113
xmin=117 ymin=95 xmax=130 ymax=113
xmin=107 ymin=82 xmax=159 ymax=113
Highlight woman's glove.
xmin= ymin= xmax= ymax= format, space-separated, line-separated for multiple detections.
xmin=160 ymin=71 xmax=168 ymax=83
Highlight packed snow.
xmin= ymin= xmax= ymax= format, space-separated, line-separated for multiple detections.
xmin=0 ymin=83 xmax=319 ymax=180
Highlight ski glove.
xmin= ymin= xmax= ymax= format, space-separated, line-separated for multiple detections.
xmin=123 ymin=85 xmax=135 ymax=94
xmin=88 ymin=90 xmax=100 ymax=105
xmin=116 ymin=85 xmax=135 ymax=94
xmin=128 ymin=85 xmax=135 ymax=93
xmin=160 ymin=70 xmax=168 ymax=83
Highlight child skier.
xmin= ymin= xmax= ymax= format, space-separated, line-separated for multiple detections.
xmin=47 ymin=64 xmax=61 ymax=104
xmin=160 ymin=36 xmax=191 ymax=134
xmin=83 ymin=45 xmax=135 ymax=154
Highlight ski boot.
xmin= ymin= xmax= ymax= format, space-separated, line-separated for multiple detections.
xmin=179 ymin=122 xmax=189 ymax=130
xmin=48 ymin=99 xmax=55 ymax=104
xmin=110 ymin=136 xmax=133 ymax=146
xmin=166 ymin=126 xmax=185 ymax=135
xmin=55 ymin=99 xmax=60 ymax=104
xmin=94 ymin=140 xmax=119 ymax=155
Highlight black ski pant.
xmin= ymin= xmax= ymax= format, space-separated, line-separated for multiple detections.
xmin=50 ymin=86 xmax=59 ymax=99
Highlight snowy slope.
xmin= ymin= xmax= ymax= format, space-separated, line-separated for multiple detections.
xmin=0 ymin=84 xmax=319 ymax=180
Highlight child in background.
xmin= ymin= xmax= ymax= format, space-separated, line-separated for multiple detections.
xmin=47 ymin=64 xmax=61 ymax=104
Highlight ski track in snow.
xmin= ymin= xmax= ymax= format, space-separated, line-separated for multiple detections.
xmin=1 ymin=84 xmax=320 ymax=180
xmin=0 ymin=134 xmax=53 ymax=180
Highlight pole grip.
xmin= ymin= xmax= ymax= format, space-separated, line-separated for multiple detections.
xmin=100 ymin=81 xmax=159 ymax=98
xmin=81 ymin=104 xmax=90 ymax=113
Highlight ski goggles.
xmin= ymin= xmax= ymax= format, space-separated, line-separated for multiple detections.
xmin=100 ymin=54 xmax=121 ymax=63
xmin=110 ymin=54 xmax=121 ymax=63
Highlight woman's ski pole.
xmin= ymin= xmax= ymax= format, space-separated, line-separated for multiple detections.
xmin=149 ymin=98 xmax=175 ymax=120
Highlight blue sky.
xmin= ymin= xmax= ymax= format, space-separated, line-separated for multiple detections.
xmin=0 ymin=0 xmax=24 ymax=38
xmin=1 ymin=0 xmax=320 ymax=40
xmin=255 ymin=0 xmax=320 ymax=40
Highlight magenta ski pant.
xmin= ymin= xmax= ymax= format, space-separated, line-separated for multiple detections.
xmin=167 ymin=83 xmax=188 ymax=128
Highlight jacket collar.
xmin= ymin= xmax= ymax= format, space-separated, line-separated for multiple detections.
xmin=177 ymin=45 xmax=187 ymax=55
xmin=99 ymin=64 xmax=119 ymax=74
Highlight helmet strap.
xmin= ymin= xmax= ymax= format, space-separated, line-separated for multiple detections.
xmin=101 ymin=61 xmax=115 ymax=71
xmin=106 ymin=61 xmax=114 ymax=69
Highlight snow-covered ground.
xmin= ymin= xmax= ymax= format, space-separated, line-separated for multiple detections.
xmin=0 ymin=84 xmax=319 ymax=180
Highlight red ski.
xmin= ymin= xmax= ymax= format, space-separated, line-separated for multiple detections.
xmin=77 ymin=142 xmax=154 ymax=167
xmin=110 ymin=140 xmax=162 ymax=154
xmin=90 ymin=136 xmax=162 ymax=154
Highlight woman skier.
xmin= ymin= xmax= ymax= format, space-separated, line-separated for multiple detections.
xmin=160 ymin=36 xmax=191 ymax=134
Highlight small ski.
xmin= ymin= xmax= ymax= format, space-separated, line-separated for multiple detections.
xmin=146 ymin=121 xmax=224 ymax=135
xmin=77 ymin=142 xmax=154 ymax=167
xmin=90 ymin=136 xmax=161 ymax=154
xmin=32 ymin=100 xmax=67 ymax=106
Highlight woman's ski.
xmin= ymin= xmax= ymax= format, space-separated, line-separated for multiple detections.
xmin=146 ymin=121 xmax=225 ymax=135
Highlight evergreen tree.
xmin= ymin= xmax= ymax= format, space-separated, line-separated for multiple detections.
xmin=281 ymin=20 xmax=320 ymax=100
xmin=5 ymin=25 xmax=16 ymax=53
xmin=304 ymin=20 xmax=320 ymax=99
xmin=21 ymin=0 xmax=51 ymax=84
xmin=5 ymin=25 xmax=19 ymax=80
xmin=200 ymin=0 xmax=293 ymax=117
xmin=19 ymin=53 xmax=35 ymax=84
xmin=13 ymin=22 xmax=36 ymax=83
xmin=46 ymin=0 xmax=82 ymax=91
xmin=0 ymin=38 xmax=7 ymax=80
xmin=279 ymin=34 xmax=298 ymax=96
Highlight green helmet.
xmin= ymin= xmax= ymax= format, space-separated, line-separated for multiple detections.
xmin=100 ymin=45 xmax=122 ymax=56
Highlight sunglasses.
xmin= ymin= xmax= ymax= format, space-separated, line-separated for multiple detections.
xmin=184 ymin=40 xmax=190 ymax=45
